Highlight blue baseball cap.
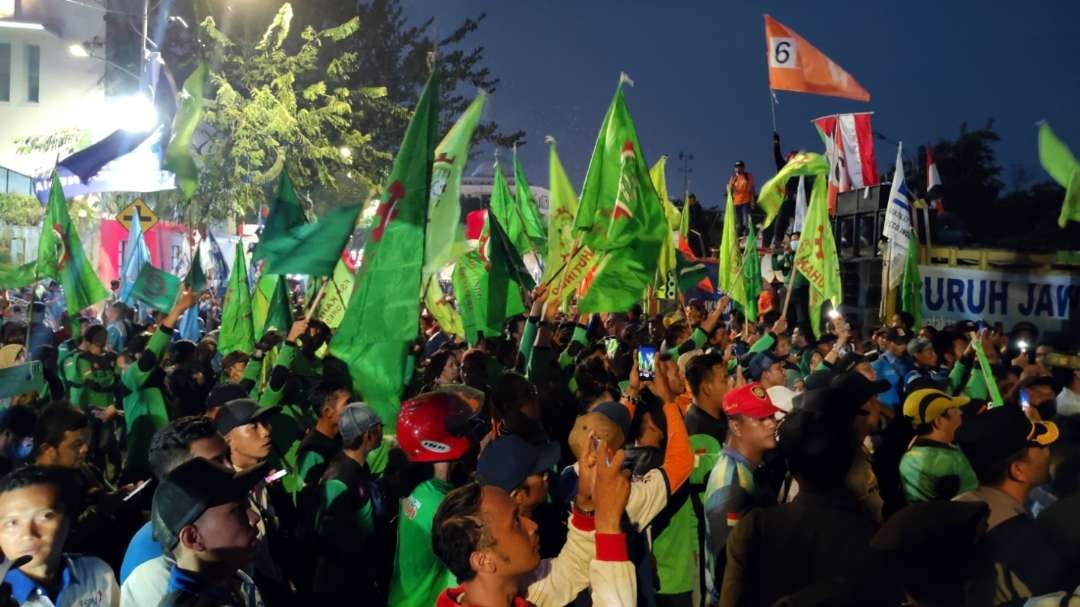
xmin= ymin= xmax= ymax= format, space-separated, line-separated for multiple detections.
xmin=476 ymin=434 xmax=561 ymax=493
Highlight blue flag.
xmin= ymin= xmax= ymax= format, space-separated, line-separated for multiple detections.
xmin=120 ymin=211 xmax=151 ymax=304
xmin=178 ymin=307 xmax=201 ymax=342
xmin=206 ymin=231 xmax=229 ymax=299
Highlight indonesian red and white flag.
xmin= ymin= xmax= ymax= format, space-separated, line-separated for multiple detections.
xmin=926 ymin=145 xmax=945 ymax=215
xmin=813 ymin=113 xmax=879 ymax=213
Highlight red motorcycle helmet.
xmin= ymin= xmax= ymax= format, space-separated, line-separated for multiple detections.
xmin=396 ymin=392 xmax=483 ymax=463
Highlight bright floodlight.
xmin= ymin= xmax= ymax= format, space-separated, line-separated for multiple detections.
xmin=339 ymin=146 xmax=352 ymax=159
xmin=68 ymin=43 xmax=90 ymax=58
xmin=117 ymin=94 xmax=159 ymax=133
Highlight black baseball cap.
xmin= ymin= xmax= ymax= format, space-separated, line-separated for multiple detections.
xmin=747 ymin=352 xmax=780 ymax=381
xmin=834 ymin=351 xmax=878 ymax=374
xmin=205 ymin=383 xmax=250 ymax=412
xmin=213 ymin=399 xmax=279 ymax=436
xmin=803 ymin=370 xmax=835 ymax=392
xmin=886 ymin=327 xmax=911 ymax=344
xmin=955 ymin=405 xmax=1058 ymax=473
xmin=476 ymin=434 xmax=561 ymax=493
xmin=151 ymin=457 xmax=265 ymax=549
xmin=830 ymin=372 xmax=891 ymax=407
xmin=591 ymin=401 xmax=632 ymax=438
xmin=871 ymin=501 xmax=990 ymax=579
xmin=796 ymin=372 xmax=888 ymax=418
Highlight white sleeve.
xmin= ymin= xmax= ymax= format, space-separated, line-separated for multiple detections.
xmin=589 ymin=560 xmax=637 ymax=607
xmin=524 ymin=510 xmax=596 ymax=607
xmin=626 ymin=467 xmax=669 ymax=530
xmin=119 ymin=556 xmax=170 ymax=607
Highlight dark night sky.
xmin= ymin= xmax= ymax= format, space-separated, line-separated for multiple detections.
xmin=401 ymin=1 xmax=1080 ymax=209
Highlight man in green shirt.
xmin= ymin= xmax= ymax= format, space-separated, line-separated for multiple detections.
xmin=122 ymin=287 xmax=197 ymax=481
xmin=295 ymin=381 xmax=350 ymax=489
xmin=387 ymin=392 xmax=480 ymax=607
xmin=305 ymin=402 xmax=384 ymax=602
xmin=899 ymin=385 xmax=977 ymax=502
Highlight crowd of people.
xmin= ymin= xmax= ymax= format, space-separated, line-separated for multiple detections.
xmin=0 ymin=265 xmax=1078 ymax=607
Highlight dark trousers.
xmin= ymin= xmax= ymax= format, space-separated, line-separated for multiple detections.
xmin=763 ymin=199 xmax=795 ymax=249
xmin=788 ymin=284 xmax=812 ymax=337
xmin=734 ymin=203 xmax=752 ymax=237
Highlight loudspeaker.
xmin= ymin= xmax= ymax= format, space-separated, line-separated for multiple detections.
xmin=836 ymin=184 xmax=888 ymax=216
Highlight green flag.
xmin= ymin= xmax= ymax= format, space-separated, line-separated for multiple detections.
xmin=1037 ymin=122 xmax=1080 ymax=228
xmin=37 ymin=173 xmax=108 ymax=315
xmin=0 ymin=261 xmax=36 ymax=289
xmin=424 ymin=277 xmax=464 ymax=338
xmin=257 ymin=204 xmax=360 ymax=277
xmin=219 ymin=242 xmax=254 ymax=356
xmin=264 ymin=276 xmax=292 ymax=333
xmin=488 ymin=161 xmax=534 ymax=258
xmin=164 ymin=63 xmax=208 ymax=201
xmin=541 ymin=139 xmax=579 ymax=291
xmin=329 ymin=67 xmax=440 ymax=425
xmin=718 ymin=190 xmax=740 ymax=295
xmin=650 ymin=156 xmax=681 ymax=298
xmin=131 ymin=264 xmax=180 ymax=312
xmin=756 ymin=152 xmax=830 ymax=228
xmin=427 ymin=93 xmax=486 ymax=276
xmin=452 ymin=214 xmax=531 ymax=344
xmin=718 ymin=190 xmax=750 ymax=315
xmin=900 ymin=231 xmax=922 ymax=329
xmin=183 ymin=244 xmax=206 ymax=292
xmin=513 ymin=148 xmax=548 ymax=255
xmin=573 ymin=79 xmax=667 ymax=313
xmin=792 ymin=159 xmax=842 ymax=337
xmin=253 ymin=171 xmax=307 ymax=263
xmin=740 ymin=220 xmax=763 ymax=323
xmin=678 ymin=197 xmax=691 ymax=245
xmin=312 ymin=257 xmax=354 ymax=329
xmin=675 ymin=250 xmax=707 ymax=293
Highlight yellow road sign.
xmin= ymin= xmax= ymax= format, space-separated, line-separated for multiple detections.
xmin=116 ymin=199 xmax=158 ymax=233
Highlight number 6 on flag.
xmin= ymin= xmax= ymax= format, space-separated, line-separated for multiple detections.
xmin=764 ymin=14 xmax=870 ymax=102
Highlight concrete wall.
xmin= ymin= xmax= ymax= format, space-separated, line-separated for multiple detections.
xmin=0 ymin=0 xmax=107 ymax=176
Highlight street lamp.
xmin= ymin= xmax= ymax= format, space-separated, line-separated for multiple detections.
xmin=67 ymin=43 xmax=89 ymax=58
xmin=677 ymin=151 xmax=694 ymax=199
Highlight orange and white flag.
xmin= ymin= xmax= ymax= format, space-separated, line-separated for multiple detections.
xmin=764 ymin=15 xmax=870 ymax=102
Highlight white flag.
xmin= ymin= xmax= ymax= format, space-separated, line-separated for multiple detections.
xmin=792 ymin=175 xmax=807 ymax=233
xmin=883 ymin=144 xmax=913 ymax=289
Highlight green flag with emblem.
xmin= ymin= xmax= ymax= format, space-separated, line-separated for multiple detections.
xmin=131 ymin=265 xmax=180 ymax=312
xmin=426 ymin=93 xmax=486 ymax=276
xmin=219 ymin=242 xmax=254 ymax=356
xmin=329 ymin=67 xmax=440 ymax=425
xmin=37 ymin=173 xmax=108 ymax=315
xmin=792 ymin=157 xmax=842 ymax=338
xmin=572 ymin=78 xmax=667 ymax=313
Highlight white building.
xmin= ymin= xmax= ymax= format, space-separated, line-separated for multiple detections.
xmin=0 ymin=0 xmax=106 ymax=178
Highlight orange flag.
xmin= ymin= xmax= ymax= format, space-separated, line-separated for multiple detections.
xmin=764 ymin=14 xmax=870 ymax=102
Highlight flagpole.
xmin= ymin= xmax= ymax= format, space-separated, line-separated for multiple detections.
xmin=305 ymin=277 xmax=329 ymax=318
xmin=768 ymin=89 xmax=777 ymax=132
xmin=779 ymin=261 xmax=798 ymax=320
xmin=23 ymin=269 xmax=40 ymax=354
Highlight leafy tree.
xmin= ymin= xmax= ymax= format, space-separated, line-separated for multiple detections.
xmin=157 ymin=4 xmax=386 ymax=225
xmin=0 ymin=193 xmax=44 ymax=226
xmin=911 ymin=120 xmax=1080 ymax=250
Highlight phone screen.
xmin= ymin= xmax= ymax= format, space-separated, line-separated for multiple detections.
xmin=604 ymin=337 xmax=619 ymax=360
xmin=637 ymin=346 xmax=657 ymax=381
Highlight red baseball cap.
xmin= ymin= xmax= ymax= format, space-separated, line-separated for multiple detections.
xmin=723 ymin=383 xmax=782 ymax=419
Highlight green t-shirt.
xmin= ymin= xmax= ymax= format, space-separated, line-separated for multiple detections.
xmin=653 ymin=496 xmax=697 ymax=594
xmin=899 ymin=438 xmax=979 ymax=502
xmin=387 ymin=478 xmax=457 ymax=607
